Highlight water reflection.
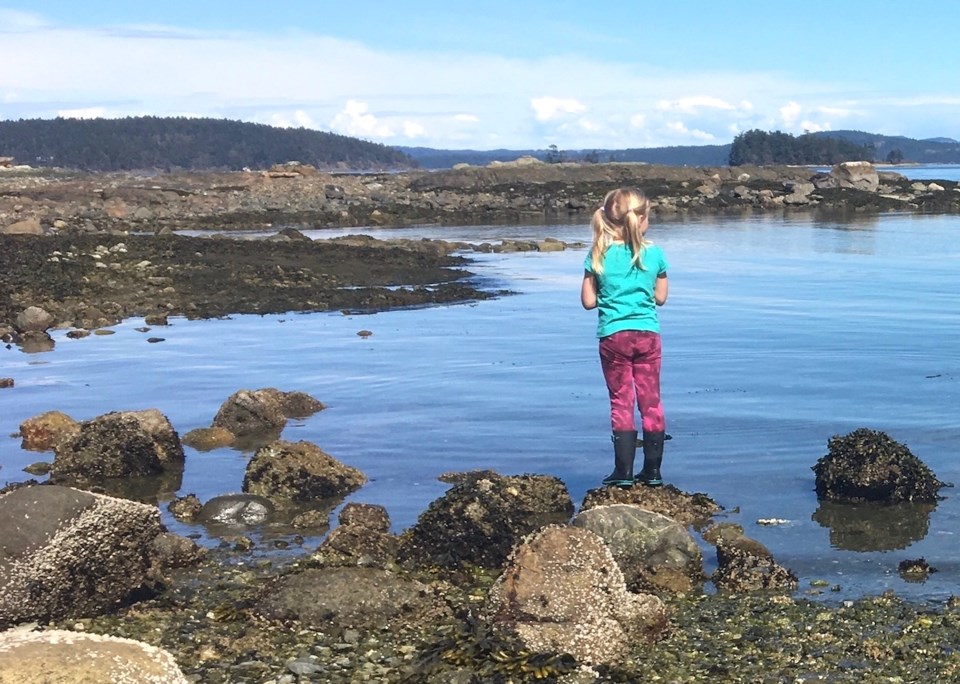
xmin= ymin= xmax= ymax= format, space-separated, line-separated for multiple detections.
xmin=50 ymin=468 xmax=185 ymax=506
xmin=812 ymin=500 xmax=936 ymax=551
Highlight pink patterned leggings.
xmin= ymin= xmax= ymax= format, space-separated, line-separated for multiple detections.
xmin=599 ymin=330 xmax=665 ymax=433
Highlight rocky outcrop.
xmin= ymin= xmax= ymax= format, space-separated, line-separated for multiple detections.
xmin=50 ymin=410 xmax=184 ymax=484
xmin=571 ymin=503 xmax=703 ymax=595
xmin=812 ymin=428 xmax=943 ymax=503
xmin=485 ymin=525 xmax=668 ymax=666
xmin=0 ymin=485 xmax=162 ymax=626
xmin=396 ymin=471 xmax=574 ymax=570
xmin=242 ymin=439 xmax=366 ymax=502
xmin=0 ymin=628 xmax=189 ymax=684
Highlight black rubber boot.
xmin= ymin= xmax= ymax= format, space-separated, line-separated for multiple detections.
xmin=602 ymin=430 xmax=637 ymax=488
xmin=635 ymin=430 xmax=665 ymax=486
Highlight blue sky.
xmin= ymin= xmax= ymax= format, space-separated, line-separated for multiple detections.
xmin=2 ymin=1 xmax=958 ymax=150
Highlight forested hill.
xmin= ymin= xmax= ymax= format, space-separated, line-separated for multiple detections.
xmin=811 ymin=130 xmax=960 ymax=164
xmin=0 ymin=117 xmax=413 ymax=171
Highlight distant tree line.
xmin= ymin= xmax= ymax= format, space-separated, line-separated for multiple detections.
xmin=728 ymin=129 xmax=873 ymax=166
xmin=0 ymin=116 xmax=413 ymax=171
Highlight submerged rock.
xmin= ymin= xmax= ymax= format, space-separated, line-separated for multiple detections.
xmin=199 ymin=493 xmax=275 ymax=526
xmin=812 ymin=428 xmax=943 ymax=503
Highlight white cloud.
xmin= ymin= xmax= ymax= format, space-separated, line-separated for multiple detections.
xmin=779 ymin=101 xmax=802 ymax=128
xmin=530 ymin=96 xmax=586 ymax=122
xmin=403 ymin=121 xmax=426 ymax=138
xmin=57 ymin=106 xmax=109 ymax=119
xmin=629 ymin=113 xmax=646 ymax=128
xmin=664 ymin=120 xmax=714 ymax=141
xmin=268 ymin=109 xmax=315 ymax=129
xmin=329 ymin=100 xmax=395 ymax=139
xmin=656 ymin=95 xmax=736 ymax=113
xmin=454 ymin=113 xmax=479 ymax=123
xmin=800 ymin=120 xmax=829 ymax=133
xmin=0 ymin=9 xmax=47 ymax=31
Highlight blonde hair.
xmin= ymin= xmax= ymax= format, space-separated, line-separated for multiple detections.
xmin=588 ymin=187 xmax=651 ymax=274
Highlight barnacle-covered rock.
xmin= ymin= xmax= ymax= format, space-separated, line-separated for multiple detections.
xmin=580 ymin=482 xmax=722 ymax=529
xmin=712 ymin=535 xmax=798 ymax=593
xmin=396 ymin=471 xmax=573 ymax=571
xmin=485 ymin=524 xmax=668 ymax=666
xmin=242 ymin=439 xmax=366 ymax=502
xmin=812 ymin=428 xmax=943 ymax=503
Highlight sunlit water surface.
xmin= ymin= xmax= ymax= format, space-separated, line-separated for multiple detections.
xmin=3 ymin=210 xmax=960 ymax=602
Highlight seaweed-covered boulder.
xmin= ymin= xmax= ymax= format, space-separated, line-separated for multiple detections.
xmin=255 ymin=567 xmax=450 ymax=630
xmin=571 ymin=503 xmax=703 ymax=595
xmin=580 ymin=483 xmax=722 ymax=529
xmin=242 ymin=439 xmax=366 ymax=502
xmin=396 ymin=471 xmax=574 ymax=570
xmin=211 ymin=388 xmax=325 ymax=437
xmin=485 ymin=525 xmax=668 ymax=666
xmin=0 ymin=629 xmax=189 ymax=683
xmin=50 ymin=410 xmax=184 ymax=483
xmin=19 ymin=410 xmax=79 ymax=451
xmin=0 ymin=485 xmax=162 ymax=626
xmin=711 ymin=535 xmax=798 ymax=594
xmin=812 ymin=428 xmax=943 ymax=503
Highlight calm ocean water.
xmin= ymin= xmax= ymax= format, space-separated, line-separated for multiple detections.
xmin=3 ymin=186 xmax=960 ymax=601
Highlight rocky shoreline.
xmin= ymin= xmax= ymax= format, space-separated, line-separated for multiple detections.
xmin=1 ymin=160 xmax=958 ymax=237
xmin=3 ymin=161 xmax=960 ymax=682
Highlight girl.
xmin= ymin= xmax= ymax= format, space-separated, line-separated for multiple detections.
xmin=581 ymin=187 xmax=669 ymax=488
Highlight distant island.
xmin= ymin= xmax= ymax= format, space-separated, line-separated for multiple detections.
xmin=401 ymin=130 xmax=960 ymax=169
xmin=0 ymin=116 xmax=958 ymax=171
xmin=0 ymin=116 xmax=412 ymax=172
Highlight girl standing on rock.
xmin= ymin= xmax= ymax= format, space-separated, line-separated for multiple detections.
xmin=581 ymin=187 xmax=669 ymax=488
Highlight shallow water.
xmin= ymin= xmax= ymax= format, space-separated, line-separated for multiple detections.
xmin=3 ymin=211 xmax=960 ymax=601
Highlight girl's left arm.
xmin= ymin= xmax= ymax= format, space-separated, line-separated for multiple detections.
xmin=655 ymin=273 xmax=669 ymax=306
xmin=581 ymin=270 xmax=598 ymax=309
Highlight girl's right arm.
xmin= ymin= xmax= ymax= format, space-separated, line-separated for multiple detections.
xmin=581 ymin=271 xmax=598 ymax=309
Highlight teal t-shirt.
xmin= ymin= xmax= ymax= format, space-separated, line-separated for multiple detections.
xmin=584 ymin=243 xmax=668 ymax=338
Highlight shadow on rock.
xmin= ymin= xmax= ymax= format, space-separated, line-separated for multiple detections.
xmin=812 ymin=500 xmax=937 ymax=552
